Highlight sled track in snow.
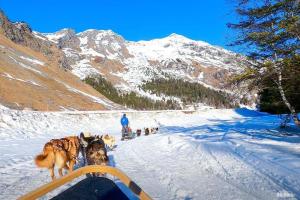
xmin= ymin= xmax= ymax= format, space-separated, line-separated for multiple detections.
xmin=113 ymin=124 xmax=300 ymax=200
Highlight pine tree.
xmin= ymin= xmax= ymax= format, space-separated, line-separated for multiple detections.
xmin=228 ymin=0 xmax=300 ymax=125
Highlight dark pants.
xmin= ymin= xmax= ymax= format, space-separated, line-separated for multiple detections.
xmin=122 ymin=126 xmax=128 ymax=138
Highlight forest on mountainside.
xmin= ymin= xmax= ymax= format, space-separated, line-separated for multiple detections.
xmin=84 ymin=75 xmax=180 ymax=110
xmin=142 ymin=78 xmax=236 ymax=109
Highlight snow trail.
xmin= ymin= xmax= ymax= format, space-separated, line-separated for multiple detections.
xmin=0 ymin=107 xmax=299 ymax=199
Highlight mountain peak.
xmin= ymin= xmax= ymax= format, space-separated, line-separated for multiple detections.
xmin=78 ymin=29 xmax=116 ymax=36
xmin=164 ymin=33 xmax=211 ymax=47
xmin=165 ymin=33 xmax=191 ymax=42
xmin=168 ymin=33 xmax=186 ymax=38
xmin=42 ymin=28 xmax=75 ymax=43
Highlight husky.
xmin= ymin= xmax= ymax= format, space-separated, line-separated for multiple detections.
xmin=86 ymin=136 xmax=109 ymax=176
xmin=144 ymin=127 xmax=159 ymax=135
xmin=144 ymin=128 xmax=150 ymax=136
xmin=35 ymin=136 xmax=80 ymax=180
xmin=80 ymin=133 xmax=109 ymax=169
xmin=150 ymin=127 xmax=159 ymax=134
xmin=79 ymin=132 xmax=95 ymax=165
xmin=136 ymin=129 xmax=142 ymax=136
xmin=101 ymin=134 xmax=116 ymax=150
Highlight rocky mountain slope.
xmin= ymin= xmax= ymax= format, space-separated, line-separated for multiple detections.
xmin=39 ymin=28 xmax=254 ymax=107
xmin=0 ymin=11 xmax=120 ymax=111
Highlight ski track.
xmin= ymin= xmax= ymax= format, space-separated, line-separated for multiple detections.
xmin=0 ymin=107 xmax=299 ymax=199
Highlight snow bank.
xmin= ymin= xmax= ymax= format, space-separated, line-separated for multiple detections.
xmin=0 ymin=106 xmax=255 ymax=140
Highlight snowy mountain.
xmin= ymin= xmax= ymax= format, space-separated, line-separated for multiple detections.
xmin=40 ymin=29 xmax=254 ymax=106
xmin=42 ymin=29 xmax=246 ymax=84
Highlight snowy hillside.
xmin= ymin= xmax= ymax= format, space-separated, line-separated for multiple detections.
xmin=39 ymin=29 xmax=252 ymax=105
xmin=0 ymin=106 xmax=299 ymax=199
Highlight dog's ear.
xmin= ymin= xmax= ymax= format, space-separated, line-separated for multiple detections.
xmin=80 ymin=138 xmax=89 ymax=148
xmin=80 ymin=132 xmax=84 ymax=139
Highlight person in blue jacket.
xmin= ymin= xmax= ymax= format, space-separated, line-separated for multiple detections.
xmin=121 ymin=114 xmax=129 ymax=140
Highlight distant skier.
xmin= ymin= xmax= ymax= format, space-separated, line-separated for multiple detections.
xmin=121 ymin=114 xmax=129 ymax=140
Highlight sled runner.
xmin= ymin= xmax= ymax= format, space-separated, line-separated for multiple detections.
xmin=18 ymin=165 xmax=151 ymax=200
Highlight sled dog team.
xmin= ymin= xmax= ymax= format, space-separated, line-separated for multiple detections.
xmin=35 ymin=127 xmax=159 ymax=180
xmin=34 ymin=133 xmax=112 ymax=180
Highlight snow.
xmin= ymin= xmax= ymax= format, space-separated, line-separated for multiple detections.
xmin=0 ymin=107 xmax=299 ymax=199
xmin=61 ymin=48 xmax=76 ymax=58
xmin=4 ymin=44 xmax=45 ymax=76
xmin=43 ymin=29 xmax=70 ymax=43
xmin=136 ymin=88 xmax=182 ymax=103
xmin=8 ymin=55 xmax=44 ymax=75
xmin=100 ymin=40 xmax=109 ymax=46
xmin=71 ymin=59 xmax=101 ymax=79
xmin=81 ymin=48 xmax=105 ymax=57
xmin=198 ymin=71 xmax=204 ymax=80
xmin=54 ymin=79 xmax=117 ymax=109
xmin=32 ymin=31 xmax=47 ymax=41
xmin=79 ymin=36 xmax=88 ymax=46
xmin=110 ymin=42 xmax=122 ymax=51
xmin=1 ymin=72 xmax=42 ymax=87
xmin=126 ymin=33 xmax=241 ymax=71
xmin=20 ymin=56 xmax=45 ymax=66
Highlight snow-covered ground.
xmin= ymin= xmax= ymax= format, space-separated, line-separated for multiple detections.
xmin=0 ymin=106 xmax=299 ymax=199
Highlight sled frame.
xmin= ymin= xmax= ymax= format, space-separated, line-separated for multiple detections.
xmin=18 ymin=165 xmax=151 ymax=200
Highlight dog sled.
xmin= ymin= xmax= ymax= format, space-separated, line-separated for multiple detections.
xmin=121 ymin=126 xmax=136 ymax=140
xmin=121 ymin=127 xmax=160 ymax=140
xmin=19 ymin=165 xmax=151 ymax=200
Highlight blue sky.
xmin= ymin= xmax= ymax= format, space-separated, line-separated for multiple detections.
xmin=0 ymin=0 xmax=238 ymax=50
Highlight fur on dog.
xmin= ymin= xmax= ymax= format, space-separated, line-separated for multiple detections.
xmin=80 ymin=134 xmax=109 ymax=167
xmin=101 ymin=134 xmax=116 ymax=150
xmin=79 ymin=132 xmax=96 ymax=165
xmin=136 ymin=129 xmax=142 ymax=136
xmin=86 ymin=136 xmax=109 ymax=176
xmin=35 ymin=136 xmax=80 ymax=180
xmin=150 ymin=127 xmax=159 ymax=134
xmin=144 ymin=128 xmax=150 ymax=136
xmin=86 ymin=137 xmax=108 ymax=166
xmin=144 ymin=127 xmax=159 ymax=135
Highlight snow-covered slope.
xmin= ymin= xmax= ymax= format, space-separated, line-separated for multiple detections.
xmin=40 ymin=29 xmax=251 ymax=103
xmin=1 ymin=106 xmax=299 ymax=199
xmin=127 ymin=33 xmax=241 ymax=70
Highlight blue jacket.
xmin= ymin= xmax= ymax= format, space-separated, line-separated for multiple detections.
xmin=121 ymin=116 xmax=129 ymax=126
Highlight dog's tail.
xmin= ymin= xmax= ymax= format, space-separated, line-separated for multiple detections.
xmin=34 ymin=151 xmax=54 ymax=168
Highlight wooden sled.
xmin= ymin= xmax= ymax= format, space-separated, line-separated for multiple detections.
xmin=18 ymin=165 xmax=151 ymax=200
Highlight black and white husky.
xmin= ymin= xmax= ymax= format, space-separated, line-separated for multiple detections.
xmin=79 ymin=132 xmax=109 ymax=168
